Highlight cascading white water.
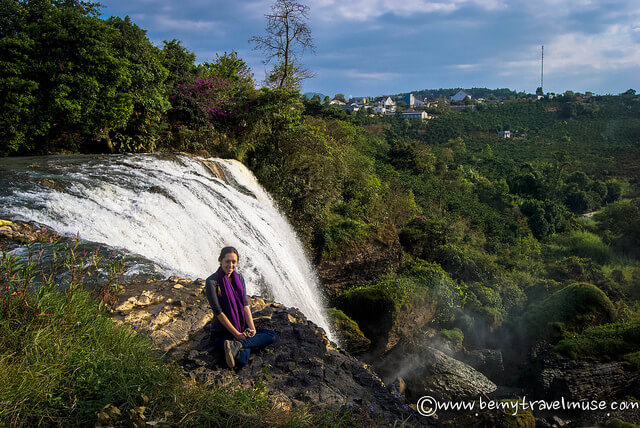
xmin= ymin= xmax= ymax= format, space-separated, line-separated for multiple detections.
xmin=0 ymin=154 xmax=333 ymax=339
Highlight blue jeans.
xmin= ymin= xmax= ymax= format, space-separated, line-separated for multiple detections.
xmin=213 ymin=328 xmax=278 ymax=367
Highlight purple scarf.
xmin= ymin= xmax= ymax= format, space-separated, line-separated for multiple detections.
xmin=216 ymin=267 xmax=246 ymax=332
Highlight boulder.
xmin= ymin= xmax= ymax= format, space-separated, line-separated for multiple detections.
xmin=335 ymin=282 xmax=435 ymax=355
xmin=459 ymin=348 xmax=505 ymax=381
xmin=375 ymin=341 xmax=497 ymax=402
xmin=530 ymin=351 xmax=640 ymax=402
xmin=110 ymin=278 xmax=434 ymax=427
xmin=326 ymin=307 xmax=371 ymax=355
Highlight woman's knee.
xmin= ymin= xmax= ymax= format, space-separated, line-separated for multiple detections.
xmin=259 ymin=328 xmax=278 ymax=345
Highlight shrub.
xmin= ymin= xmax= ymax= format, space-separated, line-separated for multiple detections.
xmin=436 ymin=243 xmax=500 ymax=283
xmin=565 ymin=190 xmax=594 ymax=214
xmin=519 ymin=282 xmax=616 ymax=341
xmin=597 ymin=198 xmax=640 ymax=258
xmin=547 ymin=256 xmax=606 ymax=283
xmin=440 ymin=328 xmax=464 ymax=350
xmin=624 ymin=351 xmax=640 ymax=371
xmin=554 ymin=231 xmax=615 ymax=264
xmin=319 ymin=217 xmax=376 ymax=259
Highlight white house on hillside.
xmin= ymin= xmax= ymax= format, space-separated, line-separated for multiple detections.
xmin=373 ymin=96 xmax=396 ymax=114
xmin=402 ymin=110 xmax=432 ymax=120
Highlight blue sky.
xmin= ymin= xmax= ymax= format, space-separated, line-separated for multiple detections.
xmin=100 ymin=0 xmax=639 ymax=97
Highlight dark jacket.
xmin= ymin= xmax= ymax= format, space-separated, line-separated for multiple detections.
xmin=204 ymin=271 xmax=249 ymax=334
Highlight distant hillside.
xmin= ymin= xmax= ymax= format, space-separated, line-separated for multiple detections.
xmin=392 ymin=87 xmax=520 ymax=100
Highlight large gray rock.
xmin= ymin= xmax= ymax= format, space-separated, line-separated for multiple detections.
xmin=459 ymin=348 xmax=505 ymax=381
xmin=110 ymin=278 xmax=434 ymax=427
xmin=375 ymin=342 xmax=497 ymax=402
xmin=531 ymin=351 xmax=640 ymax=402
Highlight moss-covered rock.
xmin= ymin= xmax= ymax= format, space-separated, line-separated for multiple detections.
xmin=334 ymin=261 xmax=453 ymax=353
xmin=496 ymin=399 xmax=535 ymax=428
xmin=326 ymin=307 xmax=371 ymax=355
xmin=334 ymin=277 xmax=434 ymax=353
xmin=604 ymin=418 xmax=640 ymax=428
xmin=553 ymin=320 xmax=640 ymax=360
xmin=519 ymin=282 xmax=616 ymax=342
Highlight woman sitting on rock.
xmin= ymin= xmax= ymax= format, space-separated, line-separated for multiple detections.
xmin=204 ymin=246 xmax=278 ymax=369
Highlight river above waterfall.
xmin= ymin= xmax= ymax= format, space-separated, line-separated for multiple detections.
xmin=0 ymin=153 xmax=332 ymax=338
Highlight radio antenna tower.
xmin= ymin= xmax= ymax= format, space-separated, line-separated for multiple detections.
xmin=540 ymin=45 xmax=544 ymax=93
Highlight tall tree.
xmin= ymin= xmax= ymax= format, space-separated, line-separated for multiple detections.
xmin=0 ymin=0 xmax=132 ymax=154
xmin=249 ymin=0 xmax=314 ymax=90
xmin=161 ymin=39 xmax=196 ymax=90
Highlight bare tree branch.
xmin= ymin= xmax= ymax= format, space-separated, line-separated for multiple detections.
xmin=249 ymin=0 xmax=315 ymax=90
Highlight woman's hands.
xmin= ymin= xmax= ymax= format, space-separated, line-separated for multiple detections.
xmin=219 ymin=306 xmax=257 ymax=341
xmin=243 ymin=306 xmax=256 ymax=338
xmin=232 ymin=329 xmax=255 ymax=341
xmin=233 ymin=331 xmax=248 ymax=341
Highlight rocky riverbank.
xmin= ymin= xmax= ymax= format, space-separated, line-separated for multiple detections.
xmin=109 ymin=277 xmax=432 ymax=427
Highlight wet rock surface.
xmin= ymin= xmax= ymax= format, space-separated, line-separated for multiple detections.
xmin=109 ymin=278 xmax=434 ymax=427
xmin=458 ymin=348 xmax=505 ymax=382
xmin=317 ymin=238 xmax=403 ymax=295
xmin=375 ymin=341 xmax=497 ymax=403
xmin=0 ymin=219 xmax=60 ymax=250
xmin=531 ymin=351 xmax=640 ymax=402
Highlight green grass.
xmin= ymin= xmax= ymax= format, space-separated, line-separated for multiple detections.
xmin=0 ymin=283 xmax=279 ymax=426
xmin=0 ymin=241 xmax=286 ymax=426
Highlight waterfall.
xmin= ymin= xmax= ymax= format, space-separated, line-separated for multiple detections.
xmin=0 ymin=154 xmax=333 ymax=338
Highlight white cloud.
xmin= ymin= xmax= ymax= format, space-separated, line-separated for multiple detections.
xmin=486 ymin=23 xmax=639 ymax=91
xmin=344 ymin=70 xmax=402 ymax=80
xmin=313 ymin=0 xmax=505 ymax=22
xmin=512 ymin=0 xmax=640 ymax=22
xmin=543 ymin=25 xmax=640 ymax=72
xmin=451 ymin=63 xmax=481 ymax=70
xmin=153 ymin=15 xmax=223 ymax=33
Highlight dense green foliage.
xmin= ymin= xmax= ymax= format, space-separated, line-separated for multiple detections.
xmin=0 ymin=1 xmax=172 ymax=153
xmin=2 ymin=0 xmax=640 ymax=392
